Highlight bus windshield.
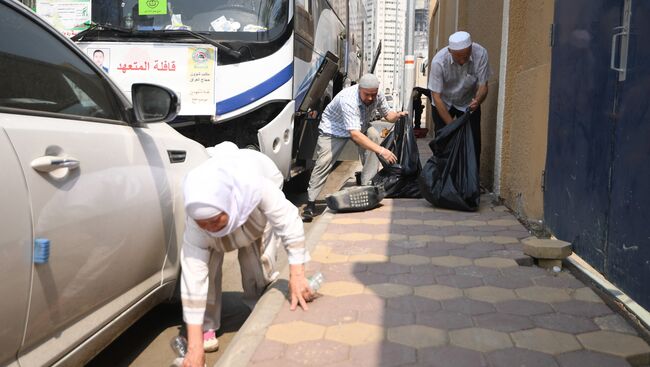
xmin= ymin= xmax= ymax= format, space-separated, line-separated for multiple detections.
xmin=91 ymin=0 xmax=289 ymax=38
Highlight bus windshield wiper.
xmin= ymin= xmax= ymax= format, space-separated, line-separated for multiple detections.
xmin=71 ymin=22 xmax=133 ymax=41
xmin=152 ymin=29 xmax=241 ymax=59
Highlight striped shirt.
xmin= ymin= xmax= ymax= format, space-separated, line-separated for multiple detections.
xmin=428 ymin=43 xmax=491 ymax=110
xmin=319 ymin=84 xmax=391 ymax=138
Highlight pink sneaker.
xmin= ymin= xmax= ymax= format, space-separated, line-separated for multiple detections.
xmin=203 ymin=329 xmax=219 ymax=352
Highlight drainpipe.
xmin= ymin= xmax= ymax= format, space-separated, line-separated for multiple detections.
xmin=494 ymin=0 xmax=510 ymax=196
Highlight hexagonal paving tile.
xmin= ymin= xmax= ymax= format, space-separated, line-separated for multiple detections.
xmin=495 ymin=300 xmax=554 ymax=316
xmin=436 ymin=274 xmax=484 ymax=289
xmin=266 ymin=321 xmax=326 ymax=344
xmin=393 ymin=219 xmax=423 ymax=225
xmin=577 ymin=331 xmax=650 ymax=365
xmin=442 ymin=298 xmax=496 ymax=315
xmin=301 ymin=307 xmax=358 ymax=326
xmin=249 ymin=340 xmax=286 ymax=364
xmin=487 ymin=219 xmax=520 ymax=226
xmin=594 ymin=314 xmax=638 ymax=335
xmin=358 ymin=308 xmax=415 ymax=327
xmin=324 ymin=322 xmax=384 ymax=346
xmin=556 ymin=350 xmax=633 ymax=367
xmin=339 ymin=233 xmax=374 ymax=241
xmin=423 ymin=219 xmax=455 ymax=226
xmin=415 ymin=284 xmax=463 ymax=300
xmin=390 ymin=254 xmax=431 ymax=266
xmin=387 ymin=295 xmax=441 ymax=313
xmin=418 ymin=346 xmax=488 ymax=367
xmin=361 ymin=217 xmax=391 ymax=225
xmin=349 ymin=341 xmax=417 ymax=366
xmin=455 ymin=265 xmax=501 ymax=278
xmin=347 ymin=253 xmax=389 ymax=263
xmin=416 ymin=310 xmax=474 ymax=330
xmin=571 ymin=287 xmax=604 ymax=303
xmin=389 ymin=272 xmax=436 ymax=287
xmin=365 ymin=283 xmax=413 ymax=298
xmin=431 ymin=255 xmax=474 ymax=267
xmin=374 ymin=233 xmax=408 ymax=242
xmin=331 ymin=294 xmax=385 ymax=312
xmin=465 ymin=286 xmax=517 ymax=303
xmin=473 ymin=313 xmax=534 ymax=332
xmin=552 ymin=300 xmax=613 ymax=318
xmin=487 ymin=348 xmax=560 ymax=367
xmin=383 ymin=237 xmax=422 ymax=249
xmin=533 ymin=274 xmax=586 ymax=289
xmin=388 ymin=325 xmax=448 ymax=349
xmin=331 ymin=218 xmax=361 ymax=224
xmin=285 ymin=339 xmax=350 ymax=366
xmin=319 ymin=281 xmax=365 ymax=297
xmin=449 ymin=249 xmax=492 ymax=259
xmin=446 ymin=235 xmax=482 ymax=244
xmin=367 ymin=262 xmax=411 ymax=275
xmin=474 ymin=257 xmax=519 ymax=268
xmin=483 ymin=275 xmax=533 ymax=289
xmin=311 ymin=246 xmax=349 ymax=264
xmin=449 ymin=327 xmax=513 ymax=352
xmin=511 ymin=328 xmax=581 ymax=355
xmin=480 ymin=235 xmax=519 ymax=244
xmin=531 ymin=314 xmax=599 ymax=334
xmin=515 ymin=286 xmax=573 ymax=303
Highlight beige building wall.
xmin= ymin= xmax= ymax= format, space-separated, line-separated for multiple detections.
xmin=426 ymin=0 xmax=503 ymax=189
xmin=457 ymin=0 xmax=504 ymax=188
xmin=426 ymin=0 xmax=554 ymax=220
xmin=497 ymin=0 xmax=554 ymax=220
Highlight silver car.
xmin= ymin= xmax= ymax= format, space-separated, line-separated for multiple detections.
xmin=0 ymin=1 xmax=208 ymax=365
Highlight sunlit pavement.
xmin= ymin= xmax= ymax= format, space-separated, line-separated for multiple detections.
xmin=215 ymin=139 xmax=650 ymax=367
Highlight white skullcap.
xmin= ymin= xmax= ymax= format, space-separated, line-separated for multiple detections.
xmin=358 ymin=74 xmax=380 ymax=89
xmin=186 ymin=203 xmax=221 ymax=220
xmin=448 ymin=31 xmax=472 ymax=50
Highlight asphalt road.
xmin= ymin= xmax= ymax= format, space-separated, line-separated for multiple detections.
xmin=87 ymin=161 xmax=359 ymax=367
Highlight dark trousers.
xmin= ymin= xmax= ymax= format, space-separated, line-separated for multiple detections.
xmin=432 ymin=105 xmax=482 ymax=171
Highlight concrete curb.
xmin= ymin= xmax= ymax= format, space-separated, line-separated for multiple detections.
xmin=213 ymin=209 xmax=335 ymax=367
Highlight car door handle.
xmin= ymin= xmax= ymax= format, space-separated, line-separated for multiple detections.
xmin=167 ymin=150 xmax=186 ymax=163
xmin=31 ymin=156 xmax=80 ymax=172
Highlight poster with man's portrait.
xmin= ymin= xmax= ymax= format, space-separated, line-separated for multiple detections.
xmin=88 ymin=48 xmax=110 ymax=73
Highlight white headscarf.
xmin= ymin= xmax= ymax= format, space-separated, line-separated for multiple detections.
xmin=183 ymin=153 xmax=264 ymax=237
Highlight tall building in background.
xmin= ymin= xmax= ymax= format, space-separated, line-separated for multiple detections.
xmin=364 ymin=0 xmax=407 ymax=102
xmin=414 ymin=0 xmax=430 ymax=58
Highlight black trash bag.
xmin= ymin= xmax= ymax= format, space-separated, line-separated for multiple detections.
xmin=326 ymin=185 xmax=385 ymax=212
xmin=370 ymin=116 xmax=422 ymax=198
xmin=418 ymin=112 xmax=480 ymax=211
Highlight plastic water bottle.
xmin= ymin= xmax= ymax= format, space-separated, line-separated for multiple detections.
xmin=308 ymin=272 xmax=325 ymax=292
xmin=169 ymin=335 xmax=187 ymax=367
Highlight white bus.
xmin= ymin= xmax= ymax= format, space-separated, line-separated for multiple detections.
xmin=44 ymin=0 xmax=365 ymax=179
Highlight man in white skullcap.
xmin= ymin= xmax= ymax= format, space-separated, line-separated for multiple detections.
xmin=428 ymin=31 xmax=491 ymax=170
xmin=301 ymin=73 xmax=408 ymax=222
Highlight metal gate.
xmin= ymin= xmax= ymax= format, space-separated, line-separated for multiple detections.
xmin=545 ymin=0 xmax=649 ymax=310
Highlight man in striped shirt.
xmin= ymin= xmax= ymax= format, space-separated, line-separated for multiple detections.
xmin=302 ymin=74 xmax=408 ymax=222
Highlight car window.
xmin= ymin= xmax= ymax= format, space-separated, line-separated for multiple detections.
xmin=0 ymin=3 xmax=121 ymax=121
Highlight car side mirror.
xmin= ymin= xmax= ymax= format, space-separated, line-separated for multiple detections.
xmin=131 ymin=83 xmax=180 ymax=123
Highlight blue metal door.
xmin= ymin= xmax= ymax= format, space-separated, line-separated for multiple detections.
xmin=546 ymin=0 xmax=649 ymax=309
xmin=545 ymin=0 xmax=622 ymax=270
xmin=605 ymin=0 xmax=650 ymax=310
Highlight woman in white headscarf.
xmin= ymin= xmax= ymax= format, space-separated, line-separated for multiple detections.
xmin=180 ymin=144 xmax=312 ymax=367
